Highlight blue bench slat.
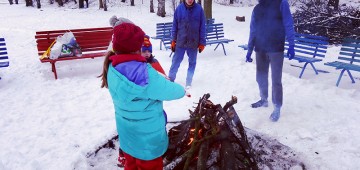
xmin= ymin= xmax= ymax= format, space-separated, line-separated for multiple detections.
xmin=341 ymin=42 xmax=360 ymax=48
xmin=290 ymin=44 xmax=327 ymax=54
xmin=339 ymin=51 xmax=360 ymax=58
xmin=340 ymin=47 xmax=360 ymax=54
xmin=207 ymin=39 xmax=234 ymax=44
xmin=338 ymin=57 xmax=360 ymax=63
xmin=295 ymin=33 xmax=329 ymax=41
xmin=0 ymin=47 xmax=7 ymax=51
xmin=344 ymin=38 xmax=360 ymax=43
xmin=294 ymin=37 xmax=329 ymax=45
xmin=0 ymin=43 xmax=5 ymax=46
xmin=0 ymin=38 xmax=4 ymax=42
xmin=0 ymin=51 xmax=8 ymax=56
xmin=0 ymin=56 xmax=8 ymax=60
xmin=293 ymin=49 xmax=326 ymax=58
xmin=0 ymin=61 xmax=9 ymax=68
xmin=286 ymin=41 xmax=328 ymax=49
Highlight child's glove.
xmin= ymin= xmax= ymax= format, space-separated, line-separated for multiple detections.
xmin=246 ymin=51 xmax=253 ymax=62
xmin=171 ymin=41 xmax=176 ymax=52
xmin=198 ymin=44 xmax=205 ymax=53
xmin=287 ymin=45 xmax=295 ymax=60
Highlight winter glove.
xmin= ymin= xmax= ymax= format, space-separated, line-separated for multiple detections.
xmin=246 ymin=51 xmax=253 ymax=62
xmin=198 ymin=44 xmax=205 ymax=53
xmin=171 ymin=41 xmax=176 ymax=52
xmin=287 ymin=45 xmax=295 ymax=60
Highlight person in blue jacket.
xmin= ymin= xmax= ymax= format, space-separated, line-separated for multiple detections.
xmin=245 ymin=0 xmax=295 ymax=122
xmin=169 ymin=0 xmax=206 ymax=89
xmin=99 ymin=23 xmax=186 ymax=169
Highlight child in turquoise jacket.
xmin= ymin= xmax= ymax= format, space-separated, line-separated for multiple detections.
xmin=100 ymin=23 xmax=186 ymax=169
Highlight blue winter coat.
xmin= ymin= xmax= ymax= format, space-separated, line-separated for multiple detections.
xmin=107 ymin=54 xmax=185 ymax=160
xmin=248 ymin=0 xmax=295 ymax=53
xmin=172 ymin=2 xmax=206 ymax=49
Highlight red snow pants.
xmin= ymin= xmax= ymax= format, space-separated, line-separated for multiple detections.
xmin=123 ymin=152 xmax=163 ymax=170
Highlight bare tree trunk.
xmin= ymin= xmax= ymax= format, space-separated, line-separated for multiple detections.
xmin=150 ymin=0 xmax=154 ymax=13
xmin=57 ymin=0 xmax=64 ymax=6
xmin=99 ymin=0 xmax=103 ymax=8
xmin=36 ymin=0 xmax=41 ymax=8
xmin=121 ymin=0 xmax=125 ymax=2
xmin=79 ymin=0 xmax=84 ymax=8
xmin=130 ymin=0 xmax=134 ymax=6
xmin=103 ymin=0 xmax=107 ymax=11
xmin=230 ymin=0 xmax=234 ymax=4
xmin=157 ymin=0 xmax=166 ymax=17
xmin=25 ymin=0 xmax=33 ymax=6
xmin=204 ymin=0 xmax=212 ymax=20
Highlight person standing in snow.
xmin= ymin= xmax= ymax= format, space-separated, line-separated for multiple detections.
xmin=99 ymin=23 xmax=186 ymax=169
xmin=245 ymin=0 xmax=295 ymax=122
xmin=168 ymin=0 xmax=206 ymax=90
xmin=141 ymin=35 xmax=167 ymax=77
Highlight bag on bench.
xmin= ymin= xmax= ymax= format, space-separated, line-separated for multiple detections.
xmin=50 ymin=32 xmax=82 ymax=59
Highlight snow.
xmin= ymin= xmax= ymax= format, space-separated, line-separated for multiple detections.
xmin=0 ymin=1 xmax=360 ymax=169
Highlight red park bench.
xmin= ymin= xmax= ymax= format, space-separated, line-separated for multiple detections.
xmin=35 ymin=27 xmax=113 ymax=79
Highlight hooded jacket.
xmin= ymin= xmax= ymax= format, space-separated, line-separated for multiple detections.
xmin=172 ymin=2 xmax=206 ymax=49
xmin=248 ymin=0 xmax=295 ymax=53
xmin=107 ymin=54 xmax=185 ymax=160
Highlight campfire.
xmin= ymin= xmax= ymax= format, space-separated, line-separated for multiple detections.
xmin=163 ymin=94 xmax=306 ymax=170
xmin=85 ymin=93 xmax=306 ymax=169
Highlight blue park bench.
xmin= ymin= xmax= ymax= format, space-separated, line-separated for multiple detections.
xmin=151 ymin=22 xmax=172 ymax=50
xmin=284 ymin=33 xmax=329 ymax=78
xmin=205 ymin=23 xmax=234 ymax=56
xmin=0 ymin=38 xmax=9 ymax=80
xmin=152 ymin=19 xmax=215 ymax=51
xmin=162 ymin=22 xmax=233 ymax=58
xmin=159 ymin=19 xmax=218 ymax=58
xmin=324 ymin=38 xmax=360 ymax=86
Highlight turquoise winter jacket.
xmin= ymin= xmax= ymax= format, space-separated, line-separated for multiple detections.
xmin=107 ymin=57 xmax=185 ymax=160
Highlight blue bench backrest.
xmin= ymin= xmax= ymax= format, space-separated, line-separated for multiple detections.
xmin=286 ymin=33 xmax=329 ymax=58
xmin=154 ymin=18 xmax=215 ymax=40
xmin=154 ymin=22 xmax=172 ymax=39
xmin=0 ymin=38 xmax=9 ymax=68
xmin=206 ymin=23 xmax=225 ymax=41
xmin=338 ymin=38 xmax=360 ymax=64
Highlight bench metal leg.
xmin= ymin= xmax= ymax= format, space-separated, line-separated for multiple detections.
xmin=346 ymin=69 xmax=355 ymax=83
xmin=221 ymin=43 xmax=227 ymax=55
xmin=169 ymin=51 xmax=173 ymax=58
xmin=336 ymin=69 xmax=346 ymax=86
xmin=299 ymin=63 xmax=309 ymax=78
xmin=310 ymin=62 xmax=319 ymax=75
xmin=160 ymin=41 xmax=163 ymax=50
xmin=51 ymin=62 xmax=58 ymax=79
xmin=214 ymin=43 xmax=220 ymax=51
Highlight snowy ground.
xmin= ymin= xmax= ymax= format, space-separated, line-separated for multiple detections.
xmin=0 ymin=1 xmax=360 ymax=170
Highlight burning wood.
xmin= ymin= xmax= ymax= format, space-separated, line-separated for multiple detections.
xmin=163 ymin=93 xmax=306 ymax=170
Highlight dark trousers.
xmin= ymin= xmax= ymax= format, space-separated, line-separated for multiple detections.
xmin=255 ymin=52 xmax=284 ymax=108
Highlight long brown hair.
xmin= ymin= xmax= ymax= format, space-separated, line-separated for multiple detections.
xmin=99 ymin=51 xmax=115 ymax=88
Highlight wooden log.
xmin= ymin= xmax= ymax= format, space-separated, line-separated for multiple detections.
xmin=236 ymin=16 xmax=245 ymax=22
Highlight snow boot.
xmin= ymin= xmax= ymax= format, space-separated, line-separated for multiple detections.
xmin=270 ymin=107 xmax=281 ymax=122
xmin=251 ymin=99 xmax=268 ymax=108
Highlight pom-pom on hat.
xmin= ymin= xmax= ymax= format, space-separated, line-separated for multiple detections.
xmin=112 ymin=23 xmax=145 ymax=53
xmin=142 ymin=35 xmax=152 ymax=53
xmin=109 ymin=15 xmax=133 ymax=28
